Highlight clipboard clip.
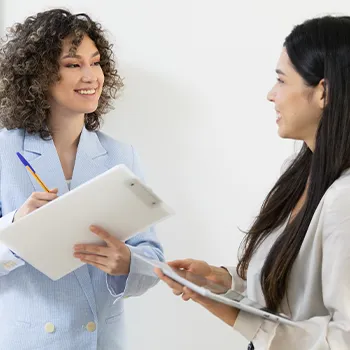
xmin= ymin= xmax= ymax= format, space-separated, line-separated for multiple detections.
xmin=126 ymin=178 xmax=161 ymax=207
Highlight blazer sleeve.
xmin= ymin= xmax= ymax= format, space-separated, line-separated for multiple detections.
xmin=106 ymin=146 xmax=164 ymax=299
xmin=0 ymin=150 xmax=25 ymax=276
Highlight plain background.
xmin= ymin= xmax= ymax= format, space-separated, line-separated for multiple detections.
xmin=1 ymin=1 xmax=349 ymax=349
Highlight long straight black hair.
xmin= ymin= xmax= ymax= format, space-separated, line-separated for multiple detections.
xmin=237 ymin=16 xmax=350 ymax=312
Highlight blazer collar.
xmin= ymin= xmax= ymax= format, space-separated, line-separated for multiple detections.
xmin=23 ymin=126 xmax=107 ymax=159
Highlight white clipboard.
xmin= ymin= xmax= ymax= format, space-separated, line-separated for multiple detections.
xmin=0 ymin=164 xmax=174 ymax=280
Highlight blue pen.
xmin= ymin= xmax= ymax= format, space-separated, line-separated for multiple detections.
xmin=16 ymin=152 xmax=50 ymax=192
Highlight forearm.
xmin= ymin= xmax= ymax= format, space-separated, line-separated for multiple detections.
xmin=211 ymin=304 xmax=239 ymax=327
xmin=0 ymin=210 xmax=25 ymax=276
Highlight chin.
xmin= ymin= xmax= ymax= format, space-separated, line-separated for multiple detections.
xmin=77 ymin=106 xmax=99 ymax=114
xmin=277 ymin=128 xmax=292 ymax=140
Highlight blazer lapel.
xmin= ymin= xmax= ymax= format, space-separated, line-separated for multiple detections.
xmin=70 ymin=126 xmax=109 ymax=190
xmin=23 ymin=132 xmax=68 ymax=195
xmin=23 ymin=127 xmax=109 ymax=320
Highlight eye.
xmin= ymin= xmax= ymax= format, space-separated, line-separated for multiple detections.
xmin=277 ymin=77 xmax=284 ymax=84
xmin=92 ymin=61 xmax=101 ymax=66
xmin=66 ymin=64 xmax=80 ymax=68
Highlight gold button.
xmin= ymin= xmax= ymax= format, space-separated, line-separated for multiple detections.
xmin=44 ymin=322 xmax=55 ymax=333
xmin=86 ymin=321 xmax=96 ymax=332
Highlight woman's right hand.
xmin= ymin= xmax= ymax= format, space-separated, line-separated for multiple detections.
xmin=154 ymin=259 xmax=238 ymax=326
xmin=13 ymin=189 xmax=58 ymax=222
xmin=155 ymin=258 xmax=232 ymax=295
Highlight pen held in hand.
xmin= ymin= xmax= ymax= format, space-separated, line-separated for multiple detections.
xmin=16 ymin=152 xmax=50 ymax=192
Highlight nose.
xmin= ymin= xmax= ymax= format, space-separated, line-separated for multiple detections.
xmin=81 ymin=66 xmax=97 ymax=83
xmin=267 ymin=87 xmax=275 ymax=102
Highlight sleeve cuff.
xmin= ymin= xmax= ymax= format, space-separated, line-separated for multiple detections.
xmin=222 ymin=266 xmax=246 ymax=294
xmin=233 ymin=310 xmax=264 ymax=340
xmin=0 ymin=210 xmax=26 ymax=276
xmin=234 ymin=310 xmax=279 ymax=348
xmin=106 ymin=245 xmax=161 ymax=301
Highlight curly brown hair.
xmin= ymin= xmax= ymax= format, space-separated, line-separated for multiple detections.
xmin=0 ymin=8 xmax=124 ymax=139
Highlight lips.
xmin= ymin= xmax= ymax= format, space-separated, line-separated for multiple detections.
xmin=276 ymin=110 xmax=281 ymax=123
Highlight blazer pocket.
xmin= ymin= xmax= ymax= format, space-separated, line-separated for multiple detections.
xmin=105 ymin=312 xmax=124 ymax=324
xmin=15 ymin=320 xmax=32 ymax=329
xmin=105 ymin=304 xmax=124 ymax=324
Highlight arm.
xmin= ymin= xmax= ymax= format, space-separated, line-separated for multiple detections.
xmin=0 ymin=149 xmax=26 ymax=275
xmin=106 ymin=146 xmax=164 ymax=299
xmin=0 ymin=208 xmax=25 ymax=276
xmin=232 ymin=217 xmax=350 ymax=350
xmin=222 ymin=266 xmax=247 ymax=293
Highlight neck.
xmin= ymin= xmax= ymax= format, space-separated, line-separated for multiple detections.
xmin=48 ymin=112 xmax=85 ymax=152
xmin=305 ymin=139 xmax=315 ymax=153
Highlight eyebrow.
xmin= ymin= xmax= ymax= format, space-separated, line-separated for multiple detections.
xmin=275 ymin=69 xmax=286 ymax=76
xmin=61 ymin=51 xmax=100 ymax=59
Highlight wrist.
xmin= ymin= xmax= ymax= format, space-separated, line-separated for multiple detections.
xmin=209 ymin=265 xmax=232 ymax=288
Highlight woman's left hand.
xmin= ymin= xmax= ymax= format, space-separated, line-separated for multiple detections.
xmin=73 ymin=225 xmax=131 ymax=275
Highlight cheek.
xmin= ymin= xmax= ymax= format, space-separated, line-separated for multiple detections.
xmin=98 ymin=71 xmax=105 ymax=87
xmin=276 ymin=90 xmax=303 ymax=114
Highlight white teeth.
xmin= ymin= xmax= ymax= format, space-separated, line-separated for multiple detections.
xmin=77 ymin=89 xmax=96 ymax=95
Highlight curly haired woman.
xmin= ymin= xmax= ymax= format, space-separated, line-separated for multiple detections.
xmin=0 ymin=9 xmax=164 ymax=350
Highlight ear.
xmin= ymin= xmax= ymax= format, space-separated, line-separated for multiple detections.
xmin=315 ymin=79 xmax=327 ymax=109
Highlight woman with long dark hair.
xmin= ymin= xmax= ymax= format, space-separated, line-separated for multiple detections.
xmin=156 ymin=15 xmax=350 ymax=349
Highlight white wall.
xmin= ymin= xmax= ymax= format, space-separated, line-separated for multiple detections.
xmin=2 ymin=1 xmax=350 ymax=349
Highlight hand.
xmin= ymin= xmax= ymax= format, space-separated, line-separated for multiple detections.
xmin=14 ymin=188 xmax=58 ymax=222
xmin=73 ymin=225 xmax=131 ymax=276
xmin=154 ymin=259 xmax=239 ymax=326
xmin=167 ymin=259 xmax=232 ymax=287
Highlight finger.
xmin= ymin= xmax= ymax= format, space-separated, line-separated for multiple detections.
xmin=183 ymin=287 xmax=208 ymax=305
xmin=154 ymin=268 xmax=182 ymax=290
xmin=90 ymin=225 xmax=121 ymax=247
xmin=74 ymin=244 xmax=110 ymax=256
xmin=154 ymin=267 xmax=165 ymax=278
xmin=173 ymin=289 xmax=183 ymax=296
xmin=158 ymin=273 xmax=184 ymax=292
xmin=29 ymin=198 xmax=52 ymax=209
xmin=49 ymin=188 xmax=58 ymax=193
xmin=182 ymin=291 xmax=193 ymax=301
xmin=74 ymin=253 xmax=109 ymax=267
xmin=82 ymin=259 xmax=110 ymax=273
xmin=168 ymin=259 xmax=193 ymax=269
xmin=32 ymin=192 xmax=58 ymax=201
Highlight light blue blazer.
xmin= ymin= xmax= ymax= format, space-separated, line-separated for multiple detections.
xmin=0 ymin=127 xmax=164 ymax=350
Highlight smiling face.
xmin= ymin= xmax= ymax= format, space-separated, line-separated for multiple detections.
xmin=48 ymin=35 xmax=105 ymax=119
xmin=267 ymin=48 xmax=324 ymax=149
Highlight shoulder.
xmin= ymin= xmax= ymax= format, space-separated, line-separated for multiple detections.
xmin=323 ymin=170 xmax=350 ymax=208
xmin=0 ymin=128 xmax=24 ymax=154
xmin=321 ymin=169 xmax=350 ymax=237
xmin=0 ymin=128 xmax=24 ymax=143
xmin=280 ymin=153 xmax=298 ymax=175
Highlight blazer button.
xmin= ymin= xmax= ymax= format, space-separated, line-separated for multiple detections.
xmin=44 ymin=322 xmax=55 ymax=333
xmin=86 ymin=321 xmax=96 ymax=332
